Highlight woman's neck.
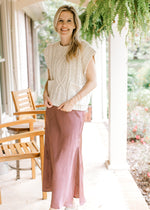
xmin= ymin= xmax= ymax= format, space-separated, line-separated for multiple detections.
xmin=60 ymin=37 xmax=72 ymax=46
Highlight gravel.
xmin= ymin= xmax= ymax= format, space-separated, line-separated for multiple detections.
xmin=127 ymin=141 xmax=150 ymax=208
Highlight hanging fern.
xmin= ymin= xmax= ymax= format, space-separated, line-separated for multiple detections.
xmin=79 ymin=0 xmax=150 ymax=42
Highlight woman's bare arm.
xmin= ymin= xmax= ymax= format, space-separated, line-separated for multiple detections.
xmin=43 ymin=69 xmax=53 ymax=108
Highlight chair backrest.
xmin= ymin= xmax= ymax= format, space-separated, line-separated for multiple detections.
xmin=11 ymin=88 xmax=36 ymax=120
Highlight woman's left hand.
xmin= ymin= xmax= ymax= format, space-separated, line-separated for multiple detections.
xmin=58 ymin=100 xmax=74 ymax=112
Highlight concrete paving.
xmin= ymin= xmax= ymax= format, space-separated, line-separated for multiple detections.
xmin=0 ymin=122 xmax=149 ymax=210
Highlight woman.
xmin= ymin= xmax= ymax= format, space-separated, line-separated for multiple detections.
xmin=43 ymin=5 xmax=97 ymax=210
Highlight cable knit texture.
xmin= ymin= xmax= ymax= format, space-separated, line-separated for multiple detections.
xmin=44 ymin=40 xmax=96 ymax=111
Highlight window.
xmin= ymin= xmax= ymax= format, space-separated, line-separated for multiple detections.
xmin=25 ymin=14 xmax=35 ymax=91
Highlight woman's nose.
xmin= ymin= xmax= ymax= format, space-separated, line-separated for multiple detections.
xmin=62 ymin=21 xmax=67 ymax=26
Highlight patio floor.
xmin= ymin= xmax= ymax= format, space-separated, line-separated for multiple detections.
xmin=0 ymin=122 xmax=149 ymax=210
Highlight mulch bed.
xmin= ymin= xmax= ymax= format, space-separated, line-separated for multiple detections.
xmin=127 ymin=141 xmax=150 ymax=208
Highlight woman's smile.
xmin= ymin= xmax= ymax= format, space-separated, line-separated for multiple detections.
xmin=61 ymin=28 xmax=69 ymax=33
xmin=56 ymin=11 xmax=75 ymax=39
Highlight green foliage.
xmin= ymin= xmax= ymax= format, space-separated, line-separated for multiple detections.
xmin=79 ymin=10 xmax=105 ymax=42
xmin=80 ymin=0 xmax=150 ymax=42
xmin=128 ymin=88 xmax=150 ymax=109
xmin=128 ymin=68 xmax=138 ymax=91
xmin=127 ymin=104 xmax=150 ymax=142
xmin=127 ymin=88 xmax=150 ymax=143
xmin=128 ymin=32 xmax=150 ymax=91
xmin=36 ymin=0 xmax=64 ymax=54
xmin=127 ymin=33 xmax=150 ymax=143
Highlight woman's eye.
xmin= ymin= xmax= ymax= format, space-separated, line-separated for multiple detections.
xmin=67 ymin=19 xmax=72 ymax=22
xmin=58 ymin=19 xmax=63 ymax=22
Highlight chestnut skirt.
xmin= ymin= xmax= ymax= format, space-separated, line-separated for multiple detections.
xmin=43 ymin=106 xmax=85 ymax=209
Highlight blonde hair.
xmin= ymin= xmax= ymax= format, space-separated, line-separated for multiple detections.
xmin=54 ymin=5 xmax=81 ymax=61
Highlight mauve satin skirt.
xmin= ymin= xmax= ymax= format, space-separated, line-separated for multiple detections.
xmin=43 ymin=106 xmax=85 ymax=209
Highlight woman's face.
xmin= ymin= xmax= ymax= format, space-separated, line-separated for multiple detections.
xmin=56 ymin=11 xmax=76 ymax=40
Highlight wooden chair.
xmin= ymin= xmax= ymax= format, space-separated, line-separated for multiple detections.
xmin=9 ymin=88 xmax=46 ymax=131
xmin=7 ymin=88 xmax=46 ymax=179
xmin=0 ymin=119 xmax=47 ymax=204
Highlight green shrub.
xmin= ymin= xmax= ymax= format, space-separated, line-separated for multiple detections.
xmin=128 ymin=88 xmax=150 ymax=143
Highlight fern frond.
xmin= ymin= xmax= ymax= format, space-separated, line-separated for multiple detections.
xmin=79 ymin=0 xmax=86 ymax=6
xmin=83 ymin=0 xmax=97 ymax=30
xmin=79 ymin=0 xmax=150 ymax=43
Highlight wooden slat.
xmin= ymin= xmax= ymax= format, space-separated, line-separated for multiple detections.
xmin=17 ymin=93 xmax=28 ymax=98
xmin=11 ymin=89 xmax=32 ymax=115
xmin=27 ymin=142 xmax=37 ymax=153
xmin=18 ymin=98 xmax=31 ymax=105
xmin=13 ymin=89 xmax=29 ymax=95
xmin=0 ymin=119 xmax=35 ymax=129
xmin=0 ymin=152 xmax=40 ymax=162
xmin=19 ymin=106 xmax=31 ymax=110
xmin=8 ymin=144 xmax=17 ymax=155
xmin=15 ymin=97 xmax=23 ymax=109
xmin=15 ymin=143 xmax=24 ymax=154
xmin=35 ymin=104 xmax=45 ymax=108
xmin=0 ymin=142 xmax=40 ymax=162
xmin=17 ymin=115 xmax=32 ymax=120
xmin=18 ymin=97 xmax=29 ymax=101
xmin=13 ymin=110 xmax=46 ymax=116
xmin=0 ymin=146 xmax=3 ymax=157
xmin=19 ymin=103 xmax=32 ymax=108
xmin=32 ymin=140 xmax=39 ymax=152
xmin=14 ymin=94 xmax=30 ymax=110
xmin=20 ymin=108 xmax=33 ymax=112
xmin=0 ymin=130 xmax=45 ymax=144
xmin=34 ymin=158 xmax=41 ymax=169
xmin=2 ymin=145 xmax=11 ymax=156
xmin=21 ymin=143 xmax=30 ymax=153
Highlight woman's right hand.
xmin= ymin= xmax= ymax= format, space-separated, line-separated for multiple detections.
xmin=44 ymin=95 xmax=53 ymax=108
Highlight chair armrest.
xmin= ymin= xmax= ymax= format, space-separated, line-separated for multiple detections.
xmin=13 ymin=110 xmax=46 ymax=116
xmin=0 ymin=119 xmax=36 ymax=129
xmin=0 ymin=130 xmax=45 ymax=144
xmin=35 ymin=104 xmax=45 ymax=108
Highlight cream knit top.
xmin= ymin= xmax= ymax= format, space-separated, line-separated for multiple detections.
xmin=44 ymin=40 xmax=96 ymax=111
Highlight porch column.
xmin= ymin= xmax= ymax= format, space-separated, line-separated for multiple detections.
xmin=107 ymin=22 xmax=128 ymax=170
xmin=92 ymin=39 xmax=107 ymax=122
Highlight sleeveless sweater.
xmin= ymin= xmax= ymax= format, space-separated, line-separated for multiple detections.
xmin=44 ymin=40 xmax=96 ymax=111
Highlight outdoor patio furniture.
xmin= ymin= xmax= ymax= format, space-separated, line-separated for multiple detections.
xmin=0 ymin=119 xmax=47 ymax=204
xmin=7 ymin=88 xmax=46 ymax=179
xmin=10 ymin=88 xmax=45 ymax=124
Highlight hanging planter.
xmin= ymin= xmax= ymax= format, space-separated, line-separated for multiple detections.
xmin=79 ymin=0 xmax=150 ymax=42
